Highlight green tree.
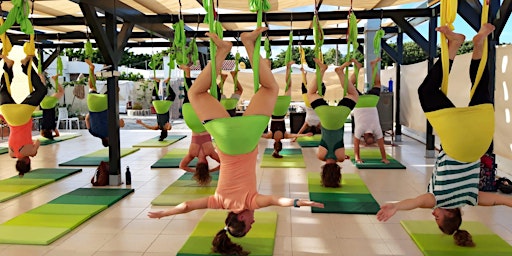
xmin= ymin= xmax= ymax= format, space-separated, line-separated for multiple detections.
xmin=323 ymin=48 xmax=343 ymax=65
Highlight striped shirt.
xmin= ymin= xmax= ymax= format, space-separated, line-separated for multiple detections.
xmin=428 ymin=150 xmax=480 ymax=209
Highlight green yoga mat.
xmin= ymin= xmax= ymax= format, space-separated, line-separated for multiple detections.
xmin=151 ymin=172 xmax=218 ymax=206
xmin=344 ymin=148 xmax=406 ymax=169
xmin=132 ymin=134 xmax=186 ymax=148
xmin=37 ymin=133 xmax=81 ymax=146
xmin=308 ymin=172 xmax=380 ymax=214
xmin=401 ymin=220 xmax=512 ymax=256
xmin=151 ymin=148 xmax=197 ymax=168
xmin=0 ymin=147 xmax=7 ymax=155
xmin=296 ymin=134 xmax=322 ymax=147
xmin=59 ymin=148 xmax=140 ymax=166
xmin=260 ymin=148 xmax=306 ymax=168
xmin=0 ymin=188 xmax=133 ymax=245
xmin=177 ymin=210 xmax=277 ymax=256
xmin=0 ymin=168 xmax=82 ymax=203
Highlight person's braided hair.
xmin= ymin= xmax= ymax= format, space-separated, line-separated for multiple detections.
xmin=438 ymin=208 xmax=475 ymax=247
xmin=212 ymin=212 xmax=249 ymax=255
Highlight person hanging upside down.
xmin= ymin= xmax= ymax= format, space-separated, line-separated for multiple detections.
xmin=137 ymin=77 xmax=176 ymax=141
xmin=84 ymin=59 xmax=124 ymax=146
xmin=220 ymin=70 xmax=244 ymax=117
xmin=292 ymin=67 xmax=324 ymax=142
xmin=39 ymin=73 xmax=64 ymax=140
xmin=262 ymin=61 xmax=312 ymax=158
xmin=0 ymin=54 xmax=47 ymax=176
xmin=178 ymin=64 xmax=220 ymax=186
xmin=149 ymin=28 xmax=324 ymax=256
xmin=351 ymin=58 xmax=389 ymax=164
xmin=307 ymin=58 xmax=359 ymax=188
xmin=377 ymin=24 xmax=503 ymax=247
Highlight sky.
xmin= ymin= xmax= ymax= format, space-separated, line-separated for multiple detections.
xmin=130 ymin=1 xmax=512 ymax=61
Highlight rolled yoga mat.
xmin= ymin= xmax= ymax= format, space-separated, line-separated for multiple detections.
xmin=0 ymin=188 xmax=134 ymax=245
xmin=0 ymin=168 xmax=82 ymax=203
xmin=150 ymin=148 xmax=197 ymax=168
xmin=132 ymin=134 xmax=187 ymax=148
xmin=260 ymin=148 xmax=306 ymax=168
xmin=308 ymin=172 xmax=380 ymax=214
xmin=0 ymin=147 xmax=7 ymax=155
xmin=177 ymin=210 xmax=277 ymax=256
xmin=296 ymin=134 xmax=322 ymax=147
xmin=401 ymin=220 xmax=512 ymax=256
xmin=59 ymin=148 xmax=140 ymax=166
xmin=37 ymin=133 xmax=81 ymax=146
xmin=344 ymin=148 xmax=406 ymax=169
xmin=151 ymin=172 xmax=218 ymax=206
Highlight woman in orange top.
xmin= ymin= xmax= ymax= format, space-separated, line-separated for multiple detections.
xmin=148 ymin=28 xmax=324 ymax=256
xmin=0 ymin=54 xmax=47 ymax=176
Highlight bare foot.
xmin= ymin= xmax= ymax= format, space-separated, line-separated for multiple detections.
xmin=205 ymin=32 xmax=232 ymax=53
xmin=286 ymin=61 xmax=295 ymax=67
xmin=20 ymin=55 xmax=33 ymax=66
xmin=436 ymin=26 xmax=465 ymax=49
xmin=352 ymin=58 xmax=363 ymax=69
xmin=370 ymin=57 xmax=382 ymax=68
xmin=179 ymin=64 xmax=190 ymax=71
xmin=51 ymin=75 xmax=59 ymax=81
xmin=473 ymin=23 xmax=495 ymax=47
xmin=85 ymin=58 xmax=95 ymax=69
xmin=240 ymin=27 xmax=269 ymax=45
xmin=313 ymin=58 xmax=327 ymax=72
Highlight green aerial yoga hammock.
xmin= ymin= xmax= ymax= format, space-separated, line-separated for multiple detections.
xmin=233 ymin=52 xmax=240 ymax=91
xmin=87 ymin=93 xmax=108 ymax=112
xmin=372 ymin=29 xmax=385 ymax=86
xmin=284 ymin=31 xmax=293 ymax=92
xmin=37 ymin=51 xmax=42 ymax=74
xmin=84 ymin=38 xmax=96 ymax=90
xmin=264 ymin=36 xmax=272 ymax=59
xmin=313 ymin=13 xmax=324 ymax=96
xmin=249 ymin=0 xmax=271 ymax=93
xmin=344 ymin=12 xmax=359 ymax=96
xmin=56 ymin=55 xmax=63 ymax=76
xmin=203 ymin=0 xmax=224 ymax=99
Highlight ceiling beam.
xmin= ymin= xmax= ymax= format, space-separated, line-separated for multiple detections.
xmin=70 ymin=0 xmax=172 ymax=39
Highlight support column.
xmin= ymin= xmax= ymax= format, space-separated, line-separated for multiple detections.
xmin=364 ymin=19 xmax=380 ymax=88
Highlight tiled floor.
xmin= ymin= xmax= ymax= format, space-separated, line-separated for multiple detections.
xmin=1 ymin=123 xmax=511 ymax=256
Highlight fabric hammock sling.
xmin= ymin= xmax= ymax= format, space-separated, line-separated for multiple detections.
xmin=312 ymin=11 xmax=324 ymax=96
xmin=0 ymin=0 xmax=35 ymax=95
xmin=249 ymin=0 xmax=271 ymax=93
xmin=203 ymin=0 xmax=223 ymax=99
xmin=440 ymin=0 xmax=489 ymax=98
xmin=344 ymin=11 xmax=358 ymax=97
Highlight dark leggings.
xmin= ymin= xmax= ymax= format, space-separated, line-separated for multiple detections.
xmin=0 ymin=62 xmax=47 ymax=106
xmin=357 ymin=86 xmax=380 ymax=96
xmin=418 ymin=59 xmax=491 ymax=112
xmin=183 ymin=77 xmax=221 ymax=103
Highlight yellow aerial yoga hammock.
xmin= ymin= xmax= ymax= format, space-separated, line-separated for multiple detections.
xmin=344 ymin=12 xmax=358 ymax=97
xmin=299 ymin=43 xmax=312 ymax=108
xmin=425 ymin=0 xmax=494 ymax=162
xmin=0 ymin=0 xmax=35 ymax=95
xmin=249 ymin=0 xmax=271 ymax=93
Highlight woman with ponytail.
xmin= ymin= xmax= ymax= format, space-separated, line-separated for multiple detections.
xmin=377 ymin=24 xmax=512 ymax=247
xmin=148 ymin=28 xmax=323 ymax=255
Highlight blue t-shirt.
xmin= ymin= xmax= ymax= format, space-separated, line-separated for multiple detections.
xmin=88 ymin=110 xmax=108 ymax=139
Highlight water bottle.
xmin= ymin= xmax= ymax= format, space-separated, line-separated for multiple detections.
xmin=125 ymin=166 xmax=131 ymax=185
xmin=388 ymin=78 xmax=393 ymax=92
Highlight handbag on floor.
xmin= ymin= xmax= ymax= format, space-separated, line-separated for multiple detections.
xmin=91 ymin=161 xmax=109 ymax=186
